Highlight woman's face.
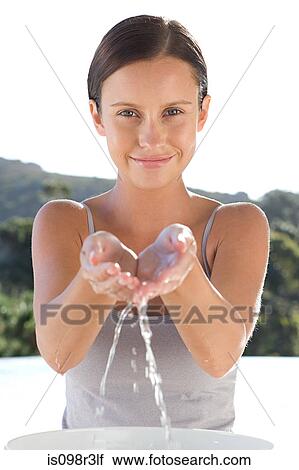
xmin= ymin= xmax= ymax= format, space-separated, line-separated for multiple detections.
xmin=90 ymin=55 xmax=211 ymax=189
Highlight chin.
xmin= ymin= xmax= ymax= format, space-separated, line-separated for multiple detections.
xmin=131 ymin=176 xmax=176 ymax=191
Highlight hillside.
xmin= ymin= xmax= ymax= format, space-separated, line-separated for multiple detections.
xmin=0 ymin=157 xmax=251 ymax=221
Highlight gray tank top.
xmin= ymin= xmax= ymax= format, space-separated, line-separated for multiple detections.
xmin=61 ymin=202 xmax=238 ymax=432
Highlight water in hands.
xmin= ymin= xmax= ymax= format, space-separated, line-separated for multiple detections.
xmin=80 ymin=225 xmax=197 ymax=448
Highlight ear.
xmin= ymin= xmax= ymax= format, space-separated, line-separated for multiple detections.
xmin=89 ymin=99 xmax=106 ymax=137
xmin=197 ymin=94 xmax=211 ymax=132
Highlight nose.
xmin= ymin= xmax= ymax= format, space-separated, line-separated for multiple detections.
xmin=137 ymin=119 xmax=167 ymax=148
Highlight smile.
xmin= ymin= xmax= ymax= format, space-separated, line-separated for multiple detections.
xmin=129 ymin=155 xmax=175 ymax=168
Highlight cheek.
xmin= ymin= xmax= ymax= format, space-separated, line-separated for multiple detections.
xmin=174 ymin=125 xmax=196 ymax=152
xmin=169 ymin=119 xmax=197 ymax=142
xmin=105 ymin=124 xmax=133 ymax=154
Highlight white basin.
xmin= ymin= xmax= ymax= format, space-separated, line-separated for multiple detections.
xmin=4 ymin=426 xmax=273 ymax=450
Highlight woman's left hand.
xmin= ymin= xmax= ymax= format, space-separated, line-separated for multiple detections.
xmin=133 ymin=224 xmax=198 ymax=303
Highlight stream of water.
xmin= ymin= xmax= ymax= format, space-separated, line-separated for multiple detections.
xmin=97 ymin=296 xmax=176 ymax=448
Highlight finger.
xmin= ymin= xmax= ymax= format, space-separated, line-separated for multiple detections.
xmin=132 ymin=277 xmax=141 ymax=289
xmin=106 ymin=262 xmax=121 ymax=275
xmin=84 ymin=261 xmax=121 ymax=282
xmin=126 ymin=276 xmax=140 ymax=290
xmin=104 ymin=274 xmax=138 ymax=300
xmin=175 ymin=237 xmax=188 ymax=253
xmin=176 ymin=230 xmax=196 ymax=252
xmin=91 ymin=272 xmax=119 ymax=293
xmin=89 ymin=249 xmax=103 ymax=266
xmin=117 ymin=276 xmax=141 ymax=296
xmin=117 ymin=271 xmax=134 ymax=285
xmin=176 ymin=225 xmax=196 ymax=245
xmin=110 ymin=283 xmax=137 ymax=302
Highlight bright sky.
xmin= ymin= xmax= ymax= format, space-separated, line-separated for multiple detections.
xmin=0 ymin=0 xmax=297 ymax=201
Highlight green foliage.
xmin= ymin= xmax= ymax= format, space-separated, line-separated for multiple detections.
xmin=39 ymin=178 xmax=72 ymax=202
xmin=244 ymin=225 xmax=299 ymax=356
xmin=0 ymin=217 xmax=34 ymax=293
xmin=0 ymin=157 xmax=299 ymax=357
xmin=266 ymin=231 xmax=299 ymax=299
xmin=1 ymin=222 xmax=299 ymax=357
xmin=260 ymin=189 xmax=299 ymax=229
xmin=0 ymin=289 xmax=38 ymax=356
xmin=244 ymin=291 xmax=299 ymax=356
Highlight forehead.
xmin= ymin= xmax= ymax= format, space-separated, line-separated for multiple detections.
xmin=101 ymin=56 xmax=197 ymax=102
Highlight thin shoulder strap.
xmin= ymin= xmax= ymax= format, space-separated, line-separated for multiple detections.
xmin=81 ymin=202 xmax=95 ymax=234
xmin=201 ymin=205 xmax=222 ymax=279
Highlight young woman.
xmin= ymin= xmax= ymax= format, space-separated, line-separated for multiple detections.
xmin=32 ymin=15 xmax=270 ymax=432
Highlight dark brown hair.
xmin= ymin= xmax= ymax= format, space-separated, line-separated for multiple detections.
xmin=87 ymin=14 xmax=208 ymax=114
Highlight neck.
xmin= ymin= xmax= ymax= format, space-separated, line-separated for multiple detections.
xmin=105 ymin=175 xmax=194 ymax=236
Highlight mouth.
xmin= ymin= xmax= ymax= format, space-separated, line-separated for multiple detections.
xmin=131 ymin=154 xmax=174 ymax=161
xmin=129 ymin=154 xmax=175 ymax=168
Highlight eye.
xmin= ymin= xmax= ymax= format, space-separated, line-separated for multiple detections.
xmin=117 ymin=108 xmax=183 ymax=118
xmin=118 ymin=110 xmax=138 ymax=118
xmin=165 ymin=108 xmax=183 ymax=116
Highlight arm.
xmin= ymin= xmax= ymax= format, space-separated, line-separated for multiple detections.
xmin=32 ymin=200 xmax=116 ymax=375
xmin=160 ymin=203 xmax=271 ymax=378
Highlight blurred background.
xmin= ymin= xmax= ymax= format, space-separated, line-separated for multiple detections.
xmin=0 ymin=0 xmax=298 ymax=451
xmin=0 ymin=157 xmax=298 ymax=359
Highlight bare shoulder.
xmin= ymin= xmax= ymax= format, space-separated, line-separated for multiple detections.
xmin=35 ymin=198 xmax=85 ymax=218
xmin=214 ymin=201 xmax=269 ymax=227
xmin=188 ymin=191 xmax=269 ymax=234
xmin=188 ymin=197 xmax=270 ymax=260
xmin=33 ymin=199 xmax=89 ymax=248
xmin=211 ymin=201 xmax=270 ymax=247
xmin=31 ymin=199 xmax=90 ymax=311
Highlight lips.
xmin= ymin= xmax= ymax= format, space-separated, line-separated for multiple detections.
xmin=129 ymin=155 xmax=174 ymax=169
xmin=130 ymin=155 xmax=174 ymax=162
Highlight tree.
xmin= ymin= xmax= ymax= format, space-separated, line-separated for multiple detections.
xmin=0 ymin=217 xmax=33 ymax=294
xmin=39 ymin=178 xmax=71 ymax=202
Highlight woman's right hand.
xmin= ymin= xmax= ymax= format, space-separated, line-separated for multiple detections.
xmin=80 ymin=231 xmax=140 ymax=302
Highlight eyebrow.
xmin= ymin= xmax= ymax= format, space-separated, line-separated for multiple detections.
xmin=110 ymin=100 xmax=193 ymax=107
